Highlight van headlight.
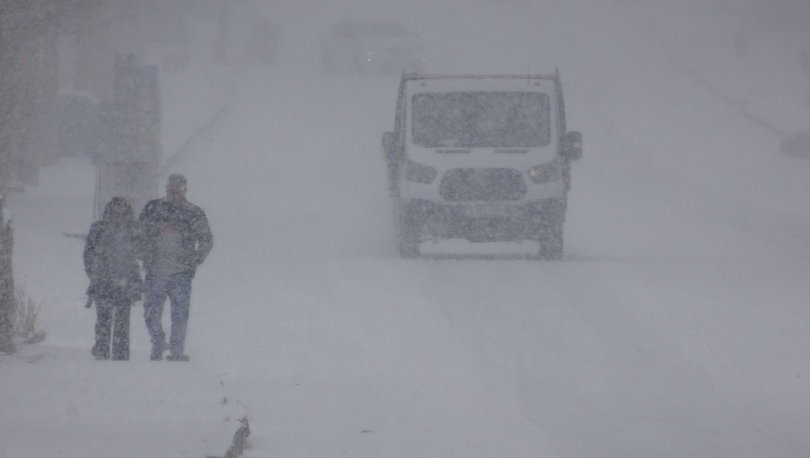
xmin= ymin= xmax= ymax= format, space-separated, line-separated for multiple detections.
xmin=528 ymin=161 xmax=560 ymax=184
xmin=405 ymin=160 xmax=438 ymax=184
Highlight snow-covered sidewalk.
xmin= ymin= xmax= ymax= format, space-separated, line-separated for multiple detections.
xmin=0 ymin=345 xmax=245 ymax=458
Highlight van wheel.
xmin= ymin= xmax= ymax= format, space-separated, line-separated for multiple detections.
xmin=398 ymin=212 xmax=421 ymax=258
xmin=538 ymin=222 xmax=563 ymax=260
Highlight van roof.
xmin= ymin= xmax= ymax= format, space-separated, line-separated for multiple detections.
xmin=402 ymin=72 xmax=560 ymax=82
xmin=402 ymin=73 xmax=560 ymax=93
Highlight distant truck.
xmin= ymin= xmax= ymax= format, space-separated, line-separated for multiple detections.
xmin=382 ymin=72 xmax=582 ymax=258
xmin=321 ymin=21 xmax=426 ymax=75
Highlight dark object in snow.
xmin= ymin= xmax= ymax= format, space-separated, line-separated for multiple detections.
xmin=207 ymin=417 xmax=251 ymax=458
xmin=225 ymin=417 xmax=251 ymax=458
xmin=140 ymin=174 xmax=213 ymax=361
xmin=779 ymin=131 xmax=810 ymax=157
xmin=84 ymin=197 xmax=144 ymax=361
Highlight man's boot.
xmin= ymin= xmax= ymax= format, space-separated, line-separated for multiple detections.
xmin=92 ymin=346 xmax=109 ymax=360
xmin=150 ymin=341 xmax=166 ymax=361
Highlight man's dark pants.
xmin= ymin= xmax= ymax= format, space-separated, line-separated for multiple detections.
xmin=143 ymin=271 xmax=193 ymax=357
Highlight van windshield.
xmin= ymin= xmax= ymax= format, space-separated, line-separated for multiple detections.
xmin=411 ymin=92 xmax=550 ymax=148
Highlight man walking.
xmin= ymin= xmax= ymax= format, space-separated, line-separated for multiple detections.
xmin=140 ymin=174 xmax=213 ymax=361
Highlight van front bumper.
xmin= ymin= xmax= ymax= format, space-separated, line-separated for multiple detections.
xmin=401 ymin=198 xmax=565 ymax=243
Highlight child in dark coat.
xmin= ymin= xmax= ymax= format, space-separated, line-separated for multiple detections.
xmin=84 ymin=197 xmax=143 ymax=360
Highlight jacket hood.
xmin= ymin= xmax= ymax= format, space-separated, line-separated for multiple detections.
xmin=102 ymin=196 xmax=134 ymax=222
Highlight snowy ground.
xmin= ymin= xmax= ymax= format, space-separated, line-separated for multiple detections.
xmin=4 ymin=1 xmax=810 ymax=457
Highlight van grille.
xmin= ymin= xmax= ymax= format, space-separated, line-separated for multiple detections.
xmin=439 ymin=168 xmax=527 ymax=201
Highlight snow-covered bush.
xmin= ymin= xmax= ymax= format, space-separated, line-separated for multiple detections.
xmin=12 ymin=287 xmax=46 ymax=347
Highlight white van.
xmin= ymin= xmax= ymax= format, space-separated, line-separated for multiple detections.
xmin=382 ymin=72 xmax=582 ymax=258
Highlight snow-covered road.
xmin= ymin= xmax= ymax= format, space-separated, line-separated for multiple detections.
xmin=5 ymin=1 xmax=810 ymax=457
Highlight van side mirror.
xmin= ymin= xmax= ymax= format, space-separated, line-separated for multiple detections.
xmin=564 ymin=131 xmax=583 ymax=161
xmin=382 ymin=131 xmax=399 ymax=159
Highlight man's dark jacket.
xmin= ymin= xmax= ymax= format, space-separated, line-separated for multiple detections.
xmin=138 ymin=197 xmax=213 ymax=276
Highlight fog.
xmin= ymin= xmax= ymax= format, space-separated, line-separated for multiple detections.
xmin=3 ymin=0 xmax=810 ymax=457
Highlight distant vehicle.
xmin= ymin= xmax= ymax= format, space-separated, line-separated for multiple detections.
xmin=382 ymin=72 xmax=583 ymax=258
xmin=321 ymin=21 xmax=426 ymax=75
xmin=780 ymin=131 xmax=810 ymax=157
